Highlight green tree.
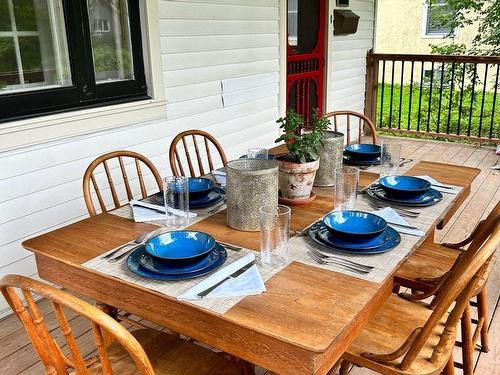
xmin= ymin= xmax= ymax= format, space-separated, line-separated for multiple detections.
xmin=428 ymin=0 xmax=500 ymax=56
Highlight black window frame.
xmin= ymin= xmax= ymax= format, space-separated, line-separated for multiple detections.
xmin=0 ymin=0 xmax=149 ymax=123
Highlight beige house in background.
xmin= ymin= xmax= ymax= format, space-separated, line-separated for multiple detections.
xmin=373 ymin=1 xmax=494 ymax=90
xmin=375 ymin=0 xmax=480 ymax=54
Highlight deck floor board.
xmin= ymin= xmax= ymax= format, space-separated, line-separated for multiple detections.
xmin=1 ymin=137 xmax=498 ymax=374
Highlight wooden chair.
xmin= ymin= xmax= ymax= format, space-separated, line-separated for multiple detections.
xmin=324 ymin=110 xmax=378 ymax=145
xmin=392 ymin=201 xmax=500 ymax=375
xmin=1 ymin=274 xmax=251 ymax=375
xmin=83 ymin=150 xmax=163 ymax=216
xmin=169 ymin=130 xmax=228 ymax=177
xmin=338 ymin=223 xmax=500 ymax=375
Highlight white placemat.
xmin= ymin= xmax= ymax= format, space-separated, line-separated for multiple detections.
xmin=289 ymin=184 xmax=462 ymax=283
xmin=82 ymin=246 xmax=283 ymax=315
xmin=110 ymin=195 xmax=226 ymax=229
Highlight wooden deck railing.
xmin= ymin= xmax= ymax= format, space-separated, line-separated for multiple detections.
xmin=365 ymin=51 xmax=500 ymax=143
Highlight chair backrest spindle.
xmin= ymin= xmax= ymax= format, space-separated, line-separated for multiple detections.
xmin=324 ymin=110 xmax=378 ymax=144
xmin=398 ymin=224 xmax=499 ymax=370
xmin=83 ymin=150 xmax=163 ymax=216
xmin=169 ymin=130 xmax=227 ymax=177
xmin=1 ymin=275 xmax=156 ymax=375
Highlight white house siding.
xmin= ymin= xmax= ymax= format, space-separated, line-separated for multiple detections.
xmin=327 ymin=0 xmax=376 ymax=140
xmin=0 ymin=0 xmax=280 ymax=317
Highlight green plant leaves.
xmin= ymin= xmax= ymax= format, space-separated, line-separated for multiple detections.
xmin=274 ymin=109 xmax=330 ymax=163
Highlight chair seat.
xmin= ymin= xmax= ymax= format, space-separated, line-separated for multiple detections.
xmin=395 ymin=242 xmax=487 ymax=294
xmin=87 ymin=329 xmax=241 ymax=375
xmin=343 ymin=294 xmax=454 ymax=375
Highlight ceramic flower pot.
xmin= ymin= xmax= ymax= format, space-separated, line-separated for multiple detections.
xmin=276 ymin=157 xmax=320 ymax=200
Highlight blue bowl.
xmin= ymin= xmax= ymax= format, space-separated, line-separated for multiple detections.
xmin=188 ymin=178 xmax=215 ymax=198
xmin=345 ymin=144 xmax=381 ymax=160
xmin=145 ymin=230 xmax=216 ymax=261
xmin=323 ymin=210 xmax=387 ymax=241
xmin=379 ymin=176 xmax=431 ymax=198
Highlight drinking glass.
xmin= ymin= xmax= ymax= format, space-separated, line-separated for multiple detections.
xmin=380 ymin=140 xmax=402 ymax=178
xmin=247 ymin=147 xmax=269 ymax=159
xmin=259 ymin=205 xmax=291 ymax=268
xmin=163 ymin=176 xmax=190 ymax=228
xmin=333 ymin=166 xmax=359 ymax=211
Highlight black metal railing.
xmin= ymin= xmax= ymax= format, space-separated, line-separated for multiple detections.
xmin=365 ymin=52 xmax=500 ymax=143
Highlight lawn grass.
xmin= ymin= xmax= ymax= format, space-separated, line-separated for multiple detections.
xmin=376 ymin=84 xmax=499 ymax=140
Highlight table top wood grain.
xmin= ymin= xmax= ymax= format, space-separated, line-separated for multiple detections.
xmin=22 ymin=161 xmax=480 ymax=375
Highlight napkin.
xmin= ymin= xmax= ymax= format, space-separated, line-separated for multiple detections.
xmin=178 ymin=253 xmax=265 ymax=301
xmin=130 ymin=200 xmax=197 ymax=223
xmin=414 ymin=175 xmax=459 ymax=195
xmin=372 ymin=207 xmax=426 ymax=237
xmin=212 ymin=168 xmax=226 ymax=188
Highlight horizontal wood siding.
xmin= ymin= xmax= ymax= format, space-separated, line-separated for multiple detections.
xmin=327 ymin=0 xmax=375 ymax=140
xmin=0 ymin=0 xmax=280 ymax=317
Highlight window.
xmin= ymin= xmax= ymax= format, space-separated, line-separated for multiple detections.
xmin=0 ymin=0 xmax=147 ymax=122
xmin=423 ymin=0 xmax=455 ymax=37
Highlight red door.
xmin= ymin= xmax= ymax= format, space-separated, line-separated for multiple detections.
xmin=286 ymin=0 xmax=327 ymax=124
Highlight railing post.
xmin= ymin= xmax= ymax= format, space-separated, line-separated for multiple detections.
xmin=364 ymin=49 xmax=378 ymax=131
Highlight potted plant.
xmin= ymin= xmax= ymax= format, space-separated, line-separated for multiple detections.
xmin=275 ymin=110 xmax=329 ymax=200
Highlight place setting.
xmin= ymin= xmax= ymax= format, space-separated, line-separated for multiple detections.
xmin=343 ymin=143 xmax=381 ymax=167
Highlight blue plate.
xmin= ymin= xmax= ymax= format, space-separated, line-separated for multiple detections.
xmin=239 ymin=154 xmax=274 ymax=160
xmin=188 ymin=178 xmax=215 ymax=198
xmin=345 ymin=144 xmax=381 ymax=160
xmin=379 ymin=176 xmax=431 ymax=198
xmin=127 ymin=244 xmax=227 ymax=280
xmin=140 ymin=245 xmax=222 ymax=275
xmin=343 ymin=153 xmax=380 ymax=166
xmin=155 ymin=187 xmax=225 ymax=209
xmin=313 ymin=222 xmax=391 ymax=250
xmin=367 ymin=184 xmax=443 ymax=207
xmin=189 ymin=186 xmax=225 ymax=208
xmin=145 ymin=230 xmax=216 ymax=261
xmin=309 ymin=222 xmax=400 ymax=254
xmin=323 ymin=210 xmax=387 ymax=240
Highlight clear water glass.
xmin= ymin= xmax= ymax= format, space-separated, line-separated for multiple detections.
xmin=247 ymin=148 xmax=269 ymax=159
xmin=163 ymin=176 xmax=190 ymax=228
xmin=333 ymin=166 xmax=359 ymax=211
xmin=380 ymin=140 xmax=402 ymax=178
xmin=259 ymin=205 xmax=291 ymax=268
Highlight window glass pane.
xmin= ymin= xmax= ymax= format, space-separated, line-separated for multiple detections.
xmin=0 ymin=0 xmax=71 ymax=95
xmin=14 ymin=0 xmax=37 ymax=31
xmin=0 ymin=37 xmax=20 ymax=87
xmin=0 ymin=2 xmax=11 ymax=31
xmin=87 ymin=0 xmax=134 ymax=83
xmin=426 ymin=3 xmax=453 ymax=35
xmin=19 ymin=36 xmax=44 ymax=83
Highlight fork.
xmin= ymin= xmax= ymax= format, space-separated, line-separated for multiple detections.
xmin=108 ymin=229 xmax=162 ymax=262
xmin=307 ymin=251 xmax=371 ymax=274
xmin=102 ymin=231 xmax=148 ymax=260
xmin=366 ymin=199 xmax=420 ymax=217
xmin=307 ymin=246 xmax=374 ymax=270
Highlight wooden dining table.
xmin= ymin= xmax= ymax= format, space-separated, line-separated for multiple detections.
xmin=22 ymin=160 xmax=480 ymax=375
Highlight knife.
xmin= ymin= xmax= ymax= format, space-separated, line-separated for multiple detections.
xmin=133 ymin=201 xmax=165 ymax=214
xmin=385 ymin=221 xmax=420 ymax=231
xmin=196 ymin=260 xmax=256 ymax=298
xmin=431 ymin=183 xmax=457 ymax=191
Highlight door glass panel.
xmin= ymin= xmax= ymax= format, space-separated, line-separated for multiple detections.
xmin=87 ymin=0 xmax=135 ymax=83
xmin=0 ymin=0 xmax=71 ymax=94
xmin=287 ymin=0 xmax=320 ymax=54
xmin=288 ymin=0 xmax=298 ymax=47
